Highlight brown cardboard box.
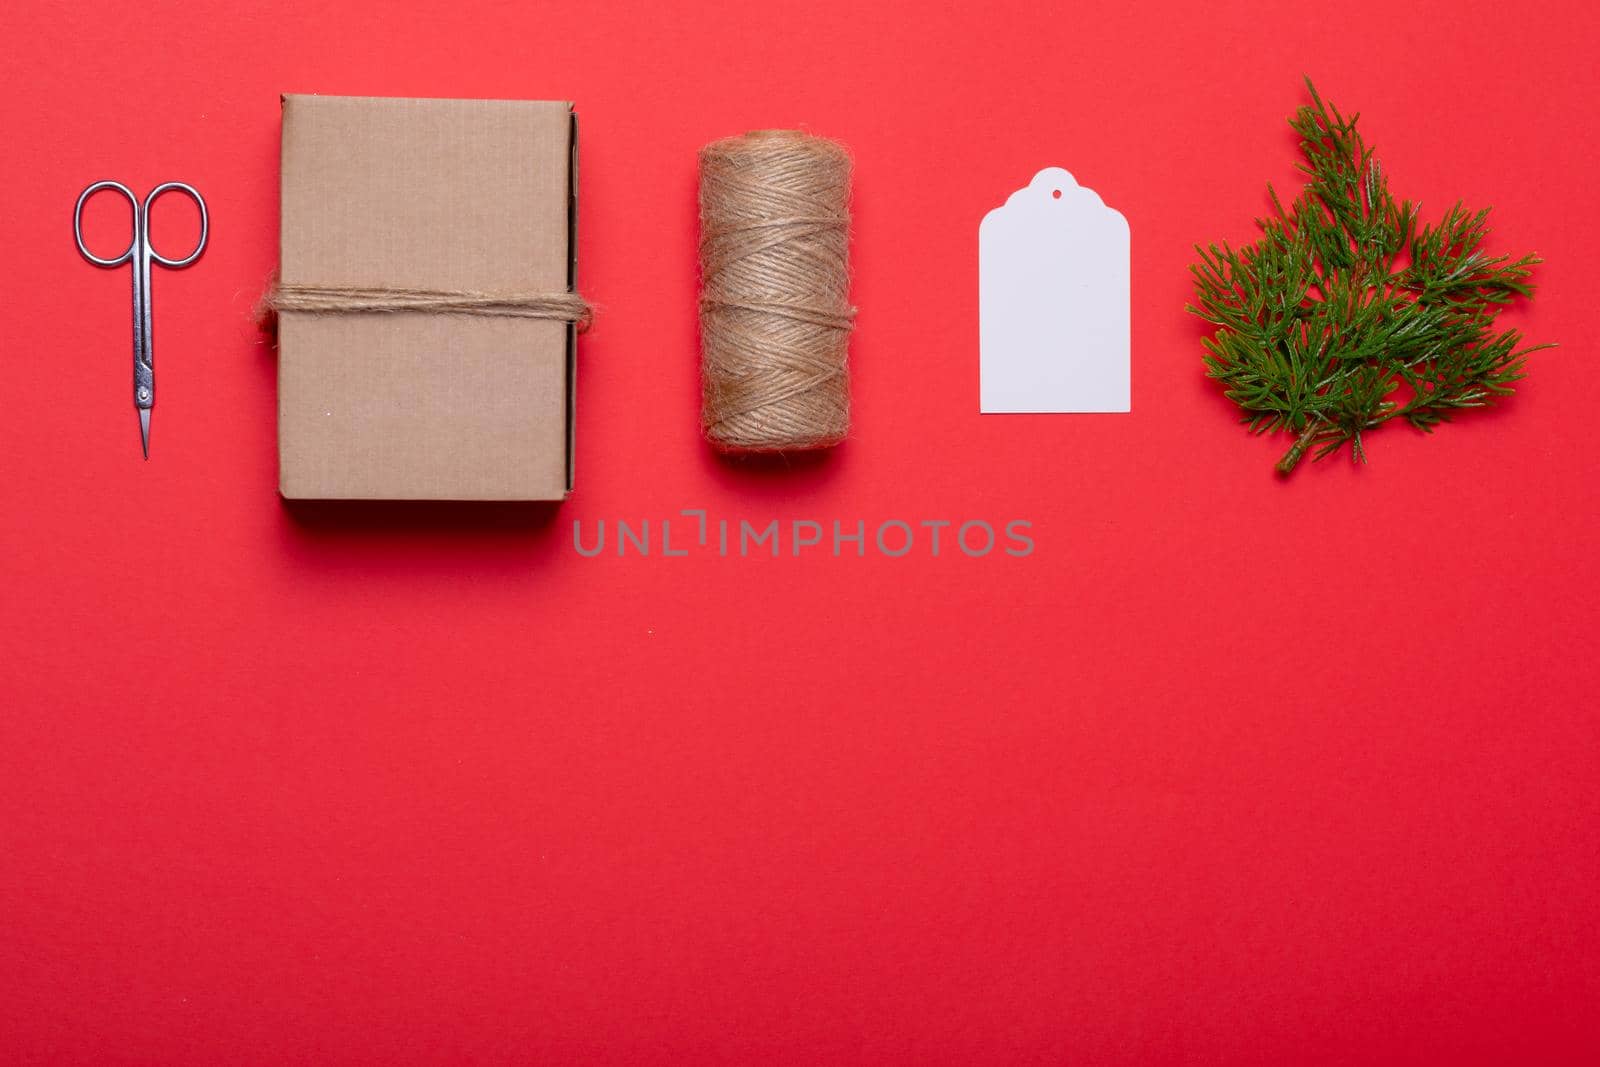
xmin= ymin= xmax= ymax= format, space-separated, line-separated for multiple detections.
xmin=276 ymin=95 xmax=578 ymax=500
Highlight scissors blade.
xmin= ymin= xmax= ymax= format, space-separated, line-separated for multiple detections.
xmin=139 ymin=408 xmax=150 ymax=460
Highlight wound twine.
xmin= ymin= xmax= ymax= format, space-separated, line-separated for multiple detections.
xmin=258 ymin=281 xmax=592 ymax=331
xmin=698 ymin=130 xmax=855 ymax=452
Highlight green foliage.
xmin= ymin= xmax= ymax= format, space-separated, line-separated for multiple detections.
xmin=1189 ymin=81 xmax=1550 ymax=474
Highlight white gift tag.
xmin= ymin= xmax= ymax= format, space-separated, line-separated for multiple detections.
xmin=979 ymin=167 xmax=1130 ymax=413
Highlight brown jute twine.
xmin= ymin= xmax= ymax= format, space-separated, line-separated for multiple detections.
xmin=257 ymin=282 xmax=592 ymax=331
xmin=698 ymin=130 xmax=855 ymax=452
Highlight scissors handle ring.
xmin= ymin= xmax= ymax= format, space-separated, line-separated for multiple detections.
xmin=145 ymin=182 xmax=208 ymax=268
xmin=73 ymin=180 xmax=139 ymax=267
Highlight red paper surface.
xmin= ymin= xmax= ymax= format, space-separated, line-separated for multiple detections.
xmin=2 ymin=1 xmax=1597 ymax=1062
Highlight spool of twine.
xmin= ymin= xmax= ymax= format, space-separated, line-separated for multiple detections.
xmin=698 ymin=130 xmax=855 ymax=452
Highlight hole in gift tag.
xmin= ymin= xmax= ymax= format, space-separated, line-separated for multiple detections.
xmin=1052 ymin=189 xmax=1062 ymax=199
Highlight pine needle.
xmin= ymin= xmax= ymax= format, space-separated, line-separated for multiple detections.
xmin=1188 ymin=80 xmax=1552 ymax=475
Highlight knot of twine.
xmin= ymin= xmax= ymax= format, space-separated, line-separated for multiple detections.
xmin=259 ymin=281 xmax=593 ymax=332
xmin=698 ymin=130 xmax=855 ymax=452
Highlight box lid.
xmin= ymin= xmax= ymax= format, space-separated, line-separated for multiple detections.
xmin=277 ymin=94 xmax=576 ymax=501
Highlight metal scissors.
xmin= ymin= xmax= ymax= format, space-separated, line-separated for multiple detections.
xmin=74 ymin=180 xmax=208 ymax=458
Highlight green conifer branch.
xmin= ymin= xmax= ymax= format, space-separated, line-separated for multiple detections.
xmin=1188 ymin=80 xmax=1552 ymax=474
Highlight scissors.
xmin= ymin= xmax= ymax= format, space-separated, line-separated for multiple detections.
xmin=74 ymin=180 xmax=208 ymax=458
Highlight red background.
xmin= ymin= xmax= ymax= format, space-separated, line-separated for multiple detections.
xmin=3 ymin=0 xmax=1597 ymax=1062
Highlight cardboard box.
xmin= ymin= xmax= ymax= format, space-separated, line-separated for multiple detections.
xmin=276 ymin=94 xmax=579 ymax=500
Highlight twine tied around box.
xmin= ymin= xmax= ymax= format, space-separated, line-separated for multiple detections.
xmin=258 ymin=281 xmax=593 ymax=332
